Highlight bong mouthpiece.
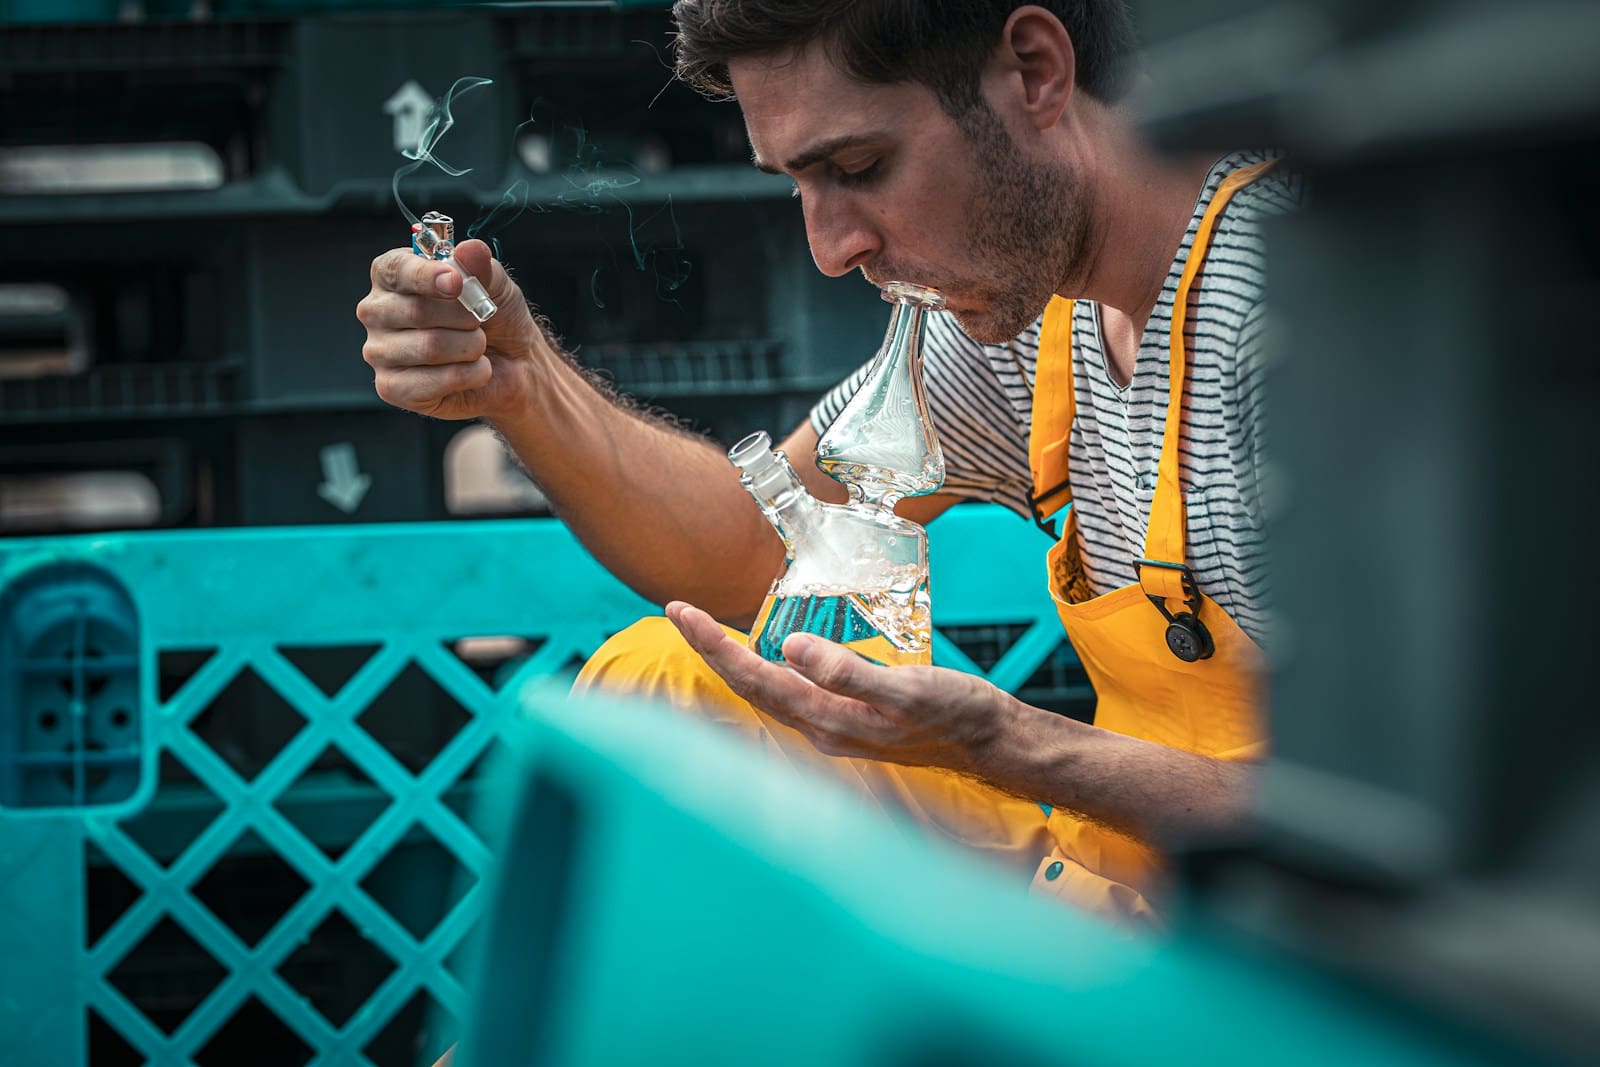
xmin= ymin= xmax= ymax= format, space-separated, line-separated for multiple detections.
xmin=410 ymin=210 xmax=498 ymax=323
xmin=813 ymin=279 xmax=947 ymax=510
xmin=879 ymin=280 xmax=946 ymax=311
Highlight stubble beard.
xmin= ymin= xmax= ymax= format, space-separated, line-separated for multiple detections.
xmin=868 ymin=102 xmax=1092 ymax=345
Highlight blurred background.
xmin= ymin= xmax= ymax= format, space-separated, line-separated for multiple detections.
xmin=0 ymin=0 xmax=889 ymax=535
xmin=1 ymin=0 xmax=1597 ymax=1065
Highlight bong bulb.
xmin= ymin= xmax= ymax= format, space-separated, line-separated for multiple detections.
xmin=730 ymin=428 xmax=933 ymax=666
xmin=815 ymin=281 xmax=946 ymax=512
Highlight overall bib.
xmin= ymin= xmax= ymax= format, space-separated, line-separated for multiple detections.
xmin=1022 ymin=160 xmax=1276 ymax=923
xmin=575 ymin=160 xmax=1277 ymax=929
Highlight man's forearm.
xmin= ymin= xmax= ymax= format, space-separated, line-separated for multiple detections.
xmin=978 ymin=699 xmax=1255 ymax=846
xmin=490 ymin=354 xmax=782 ymax=624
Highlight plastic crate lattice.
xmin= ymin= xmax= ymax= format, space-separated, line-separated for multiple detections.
xmin=0 ymin=508 xmax=1071 ymax=1064
xmin=79 ymin=632 xmax=534 ymax=1062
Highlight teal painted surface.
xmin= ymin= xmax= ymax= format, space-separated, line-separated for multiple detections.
xmin=461 ymin=682 xmax=1503 ymax=1067
xmin=0 ymin=518 xmax=656 ymax=1065
xmin=1 ymin=562 xmax=145 ymax=811
xmin=0 ymin=817 xmax=85 ymax=1063
xmin=0 ymin=505 xmax=1069 ymax=1066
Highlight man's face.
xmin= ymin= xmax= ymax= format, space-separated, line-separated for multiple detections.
xmin=731 ymin=45 xmax=1090 ymax=343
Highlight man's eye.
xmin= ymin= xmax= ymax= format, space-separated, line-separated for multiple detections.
xmin=790 ymin=181 xmax=801 ymax=199
xmin=835 ymin=160 xmax=882 ymax=187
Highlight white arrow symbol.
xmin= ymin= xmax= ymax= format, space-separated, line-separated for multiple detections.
xmin=384 ymin=80 xmax=436 ymax=156
xmin=317 ymin=443 xmax=371 ymax=514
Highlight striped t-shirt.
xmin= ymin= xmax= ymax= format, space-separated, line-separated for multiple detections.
xmin=810 ymin=149 xmax=1303 ymax=644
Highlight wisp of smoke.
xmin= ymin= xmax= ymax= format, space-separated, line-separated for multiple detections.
xmin=393 ymin=78 xmax=693 ymax=308
xmin=391 ymin=75 xmax=494 ymax=228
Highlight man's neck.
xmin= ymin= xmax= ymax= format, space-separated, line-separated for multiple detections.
xmin=1062 ymin=117 xmax=1218 ymax=386
xmin=1075 ymin=141 xmax=1217 ymax=321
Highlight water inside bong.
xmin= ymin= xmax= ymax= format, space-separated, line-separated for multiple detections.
xmin=749 ymin=569 xmax=931 ymax=668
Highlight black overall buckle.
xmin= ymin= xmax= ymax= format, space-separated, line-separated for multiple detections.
xmin=1134 ymin=558 xmax=1215 ymax=663
xmin=1030 ymin=478 xmax=1071 ymax=541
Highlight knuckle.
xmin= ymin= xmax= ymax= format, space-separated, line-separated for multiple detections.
xmin=373 ymin=249 xmax=408 ymax=292
xmin=372 ymin=375 xmax=403 ymax=407
xmin=809 ymin=728 xmax=849 ymax=758
xmin=810 ymin=656 xmax=854 ymax=692
xmin=357 ymin=290 xmax=421 ymax=332
xmin=395 ymin=376 xmax=443 ymax=412
xmin=371 ymin=253 xmax=393 ymax=291
xmin=391 ymin=297 xmax=427 ymax=330
xmin=447 ymin=360 xmax=483 ymax=390
xmin=722 ymin=667 xmax=760 ymax=701
xmin=414 ymin=329 xmax=451 ymax=364
xmin=720 ymin=663 xmax=771 ymax=705
xmin=428 ymin=327 xmax=480 ymax=365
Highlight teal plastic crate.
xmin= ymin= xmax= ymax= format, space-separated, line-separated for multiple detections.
xmin=454 ymin=682 xmax=1515 ymax=1067
xmin=0 ymin=504 xmax=1070 ymax=1066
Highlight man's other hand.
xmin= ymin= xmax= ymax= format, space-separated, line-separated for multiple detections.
xmin=665 ymin=601 xmax=1011 ymax=775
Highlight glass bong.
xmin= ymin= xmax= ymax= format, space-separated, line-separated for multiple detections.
xmin=729 ymin=281 xmax=946 ymax=667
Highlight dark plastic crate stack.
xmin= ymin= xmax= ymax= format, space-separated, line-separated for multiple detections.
xmin=0 ymin=3 xmax=888 ymax=533
xmin=0 ymin=0 xmax=573 ymax=25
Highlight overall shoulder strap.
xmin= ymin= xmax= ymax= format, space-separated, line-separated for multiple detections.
xmin=1028 ymin=295 xmax=1077 ymax=531
xmin=1140 ymin=157 xmax=1280 ymax=605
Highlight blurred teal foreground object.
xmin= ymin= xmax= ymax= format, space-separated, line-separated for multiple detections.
xmin=458 ymin=682 xmax=1509 ymax=1067
xmin=0 ymin=505 xmax=1067 ymax=1066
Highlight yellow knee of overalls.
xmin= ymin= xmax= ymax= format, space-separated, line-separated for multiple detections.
xmin=574 ymin=616 xmax=769 ymax=740
xmin=572 ymin=616 xmax=1053 ymax=881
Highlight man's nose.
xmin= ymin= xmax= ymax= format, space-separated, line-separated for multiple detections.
xmin=802 ymin=195 xmax=880 ymax=278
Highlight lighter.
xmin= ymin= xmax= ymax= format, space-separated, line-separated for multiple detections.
xmin=411 ymin=211 xmax=498 ymax=323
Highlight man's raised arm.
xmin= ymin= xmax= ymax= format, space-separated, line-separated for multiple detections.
xmin=358 ymin=239 xmax=865 ymax=626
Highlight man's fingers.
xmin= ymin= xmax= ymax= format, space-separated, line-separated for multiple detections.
xmin=666 ymin=603 xmax=844 ymax=729
xmin=374 ymin=358 xmax=493 ymax=410
xmin=782 ymin=633 xmax=914 ymax=705
xmin=372 ymin=247 xmax=457 ymax=298
xmin=362 ymin=318 xmax=485 ymax=370
xmin=453 ymin=239 xmax=526 ymax=309
xmin=666 ymin=603 xmax=772 ymax=688
xmin=359 ymin=250 xmax=489 ymax=347
xmin=365 ymin=244 xmax=529 ymax=340
xmin=451 ymin=239 xmax=495 ymax=282
xmin=663 ymin=601 xmax=729 ymax=654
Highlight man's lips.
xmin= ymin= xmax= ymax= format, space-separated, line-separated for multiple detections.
xmin=862 ymin=269 xmax=977 ymax=312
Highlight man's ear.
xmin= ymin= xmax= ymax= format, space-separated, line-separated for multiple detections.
xmin=990 ymin=5 xmax=1075 ymax=131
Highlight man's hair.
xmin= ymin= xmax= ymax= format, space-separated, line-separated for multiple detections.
xmin=671 ymin=0 xmax=1137 ymax=115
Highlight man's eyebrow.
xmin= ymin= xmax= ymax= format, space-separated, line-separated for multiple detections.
xmin=751 ymin=133 xmax=888 ymax=176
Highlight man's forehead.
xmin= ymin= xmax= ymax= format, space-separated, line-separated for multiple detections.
xmin=727 ymin=41 xmax=841 ymax=99
xmin=730 ymin=49 xmax=930 ymax=172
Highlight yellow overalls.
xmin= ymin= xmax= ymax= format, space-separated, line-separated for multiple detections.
xmin=574 ymin=160 xmax=1276 ymax=927
xmin=1023 ymin=159 xmax=1276 ymax=921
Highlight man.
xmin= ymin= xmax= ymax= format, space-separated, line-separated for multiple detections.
xmin=357 ymin=0 xmax=1299 ymax=926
